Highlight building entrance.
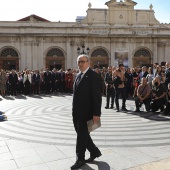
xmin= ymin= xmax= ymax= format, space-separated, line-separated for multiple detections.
xmin=133 ymin=48 xmax=151 ymax=67
xmin=90 ymin=48 xmax=109 ymax=69
xmin=50 ymin=64 xmax=62 ymax=70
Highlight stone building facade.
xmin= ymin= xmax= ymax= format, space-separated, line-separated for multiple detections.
xmin=0 ymin=0 xmax=170 ymax=71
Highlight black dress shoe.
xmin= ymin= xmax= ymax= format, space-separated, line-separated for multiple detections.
xmin=122 ymin=108 xmax=128 ymax=111
xmin=105 ymin=106 xmax=109 ymax=109
xmin=71 ymin=160 xmax=85 ymax=169
xmin=85 ymin=152 xmax=102 ymax=163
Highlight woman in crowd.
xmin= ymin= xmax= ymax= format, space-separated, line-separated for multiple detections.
xmin=0 ymin=70 xmax=7 ymax=97
xmin=146 ymin=67 xmax=154 ymax=86
xmin=154 ymin=65 xmax=163 ymax=79
xmin=23 ymin=69 xmax=32 ymax=95
xmin=18 ymin=72 xmax=24 ymax=94
xmin=133 ymin=67 xmax=141 ymax=98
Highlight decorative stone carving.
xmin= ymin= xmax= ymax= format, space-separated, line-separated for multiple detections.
xmin=88 ymin=2 xmax=92 ymax=9
xmin=47 ymin=49 xmax=64 ymax=57
xmin=119 ymin=14 xmax=123 ymax=19
xmin=90 ymin=30 xmax=110 ymax=34
xmin=91 ymin=48 xmax=108 ymax=57
xmin=134 ymin=49 xmax=151 ymax=58
xmin=23 ymin=37 xmax=39 ymax=46
xmin=80 ymin=41 xmax=85 ymax=46
xmin=149 ymin=4 xmax=153 ymax=10
xmin=0 ymin=48 xmax=18 ymax=57
xmin=70 ymin=40 xmax=75 ymax=46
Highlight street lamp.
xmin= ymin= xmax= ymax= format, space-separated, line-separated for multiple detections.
xmin=77 ymin=45 xmax=90 ymax=55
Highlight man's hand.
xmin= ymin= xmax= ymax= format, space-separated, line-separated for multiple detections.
xmin=93 ymin=116 xmax=100 ymax=124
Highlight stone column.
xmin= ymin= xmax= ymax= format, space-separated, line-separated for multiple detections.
xmin=111 ymin=40 xmax=115 ymax=66
xmin=153 ymin=38 xmax=158 ymax=64
xmin=39 ymin=38 xmax=45 ymax=70
xmin=128 ymin=38 xmax=132 ymax=68
xmin=32 ymin=44 xmax=37 ymax=69
xmin=66 ymin=40 xmax=71 ymax=69
xmin=165 ymin=42 xmax=170 ymax=62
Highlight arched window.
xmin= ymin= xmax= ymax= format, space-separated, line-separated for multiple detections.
xmin=0 ymin=48 xmax=18 ymax=57
xmin=134 ymin=48 xmax=151 ymax=58
xmin=47 ymin=48 xmax=64 ymax=57
xmin=91 ymin=48 xmax=108 ymax=57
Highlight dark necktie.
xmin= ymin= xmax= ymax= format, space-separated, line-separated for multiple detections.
xmin=75 ymin=73 xmax=83 ymax=89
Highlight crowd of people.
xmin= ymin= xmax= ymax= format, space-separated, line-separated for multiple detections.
xmin=0 ymin=68 xmax=78 ymax=96
xmin=104 ymin=62 xmax=170 ymax=115
xmin=0 ymin=61 xmax=170 ymax=120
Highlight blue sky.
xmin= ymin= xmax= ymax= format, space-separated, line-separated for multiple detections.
xmin=0 ymin=0 xmax=169 ymax=23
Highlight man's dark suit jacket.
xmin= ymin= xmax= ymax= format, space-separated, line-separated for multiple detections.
xmin=32 ymin=74 xmax=40 ymax=83
xmin=44 ymin=72 xmax=51 ymax=83
xmin=9 ymin=73 xmax=18 ymax=84
xmin=72 ymin=68 xmax=102 ymax=121
xmin=143 ymin=71 xmax=148 ymax=78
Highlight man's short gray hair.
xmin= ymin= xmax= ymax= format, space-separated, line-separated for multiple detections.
xmin=77 ymin=54 xmax=89 ymax=62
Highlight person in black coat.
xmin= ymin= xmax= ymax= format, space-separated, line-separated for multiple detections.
xmin=104 ymin=66 xmax=115 ymax=109
xmin=51 ymin=68 xmax=57 ymax=93
xmin=165 ymin=62 xmax=170 ymax=88
xmin=58 ymin=69 xmax=65 ymax=92
xmin=43 ymin=68 xmax=52 ymax=94
xmin=71 ymin=54 xmax=102 ymax=170
xmin=8 ymin=69 xmax=18 ymax=96
xmin=32 ymin=70 xmax=40 ymax=94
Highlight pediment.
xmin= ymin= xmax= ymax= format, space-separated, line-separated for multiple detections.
xmin=105 ymin=0 xmax=137 ymax=7
xmin=17 ymin=14 xmax=50 ymax=22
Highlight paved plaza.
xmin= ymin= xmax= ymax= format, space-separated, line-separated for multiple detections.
xmin=0 ymin=94 xmax=170 ymax=170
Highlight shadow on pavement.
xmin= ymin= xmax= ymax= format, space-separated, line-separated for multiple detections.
xmin=126 ymin=110 xmax=170 ymax=122
xmin=27 ymin=95 xmax=43 ymax=99
xmin=2 ymin=96 xmax=15 ymax=100
xmin=80 ymin=161 xmax=110 ymax=170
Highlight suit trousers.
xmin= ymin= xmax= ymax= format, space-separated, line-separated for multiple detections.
xmin=106 ymin=87 xmax=115 ymax=107
xmin=115 ymin=87 xmax=126 ymax=110
xmin=135 ymin=97 xmax=151 ymax=111
xmin=73 ymin=116 xmax=99 ymax=161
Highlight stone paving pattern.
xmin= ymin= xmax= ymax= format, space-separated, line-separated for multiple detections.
xmin=0 ymin=94 xmax=170 ymax=170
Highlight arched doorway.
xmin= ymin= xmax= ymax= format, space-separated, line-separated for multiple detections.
xmin=90 ymin=48 xmax=109 ymax=69
xmin=46 ymin=48 xmax=65 ymax=70
xmin=0 ymin=48 xmax=19 ymax=70
xmin=133 ymin=48 xmax=152 ymax=67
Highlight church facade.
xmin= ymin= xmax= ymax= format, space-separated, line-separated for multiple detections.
xmin=0 ymin=0 xmax=170 ymax=71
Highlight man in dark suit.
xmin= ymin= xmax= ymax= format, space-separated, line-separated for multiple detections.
xmin=71 ymin=54 xmax=102 ymax=170
xmin=43 ymin=68 xmax=51 ymax=94
xmin=8 ymin=69 xmax=18 ymax=96
xmin=32 ymin=70 xmax=40 ymax=94
xmin=139 ymin=66 xmax=148 ymax=81
xmin=58 ymin=69 xmax=65 ymax=92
